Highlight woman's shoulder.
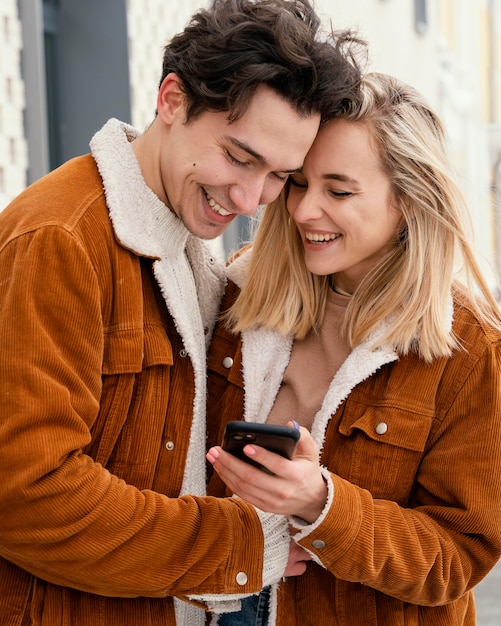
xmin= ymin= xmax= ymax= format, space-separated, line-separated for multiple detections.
xmin=452 ymin=286 xmax=501 ymax=348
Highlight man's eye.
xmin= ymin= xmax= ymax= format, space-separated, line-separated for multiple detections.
xmin=226 ymin=151 xmax=248 ymax=167
xmin=273 ymin=173 xmax=289 ymax=183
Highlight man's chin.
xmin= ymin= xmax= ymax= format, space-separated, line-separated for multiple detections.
xmin=189 ymin=221 xmax=229 ymax=241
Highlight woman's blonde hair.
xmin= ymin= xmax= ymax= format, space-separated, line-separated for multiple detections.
xmin=226 ymin=72 xmax=501 ymax=361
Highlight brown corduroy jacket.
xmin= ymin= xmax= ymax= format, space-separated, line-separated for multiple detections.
xmin=0 ymin=124 xmax=289 ymax=626
xmin=207 ymin=260 xmax=501 ymax=626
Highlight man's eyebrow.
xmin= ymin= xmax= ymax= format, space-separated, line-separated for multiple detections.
xmin=226 ymin=136 xmax=302 ymax=174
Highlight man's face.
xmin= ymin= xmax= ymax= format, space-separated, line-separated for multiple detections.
xmin=155 ymin=79 xmax=320 ymax=239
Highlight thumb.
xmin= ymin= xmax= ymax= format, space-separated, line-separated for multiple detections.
xmin=287 ymin=421 xmax=319 ymax=461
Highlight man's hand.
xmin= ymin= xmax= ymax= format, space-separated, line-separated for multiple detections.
xmin=284 ymin=540 xmax=312 ymax=577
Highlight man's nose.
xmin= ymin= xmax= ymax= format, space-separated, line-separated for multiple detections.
xmin=228 ymin=178 xmax=267 ymax=217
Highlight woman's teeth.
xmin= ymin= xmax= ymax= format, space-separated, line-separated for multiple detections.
xmin=305 ymin=232 xmax=340 ymax=242
xmin=205 ymin=192 xmax=233 ymax=217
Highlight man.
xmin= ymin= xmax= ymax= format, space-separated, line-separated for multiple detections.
xmin=0 ymin=1 xmax=362 ymax=624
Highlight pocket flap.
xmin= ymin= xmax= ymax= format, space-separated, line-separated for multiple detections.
xmin=339 ymin=403 xmax=432 ymax=452
xmin=103 ymin=325 xmax=173 ymax=374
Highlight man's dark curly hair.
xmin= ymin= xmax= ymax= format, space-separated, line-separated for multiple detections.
xmin=160 ymin=0 xmax=366 ymax=123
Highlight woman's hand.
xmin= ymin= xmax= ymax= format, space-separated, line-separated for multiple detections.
xmin=206 ymin=424 xmax=327 ymax=524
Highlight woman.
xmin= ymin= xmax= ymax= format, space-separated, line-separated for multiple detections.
xmin=206 ymin=72 xmax=501 ymax=625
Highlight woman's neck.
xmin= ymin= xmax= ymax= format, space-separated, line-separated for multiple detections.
xmin=328 ymin=276 xmax=353 ymax=297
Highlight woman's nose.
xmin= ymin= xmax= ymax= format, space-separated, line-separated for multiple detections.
xmin=291 ymin=190 xmax=324 ymax=223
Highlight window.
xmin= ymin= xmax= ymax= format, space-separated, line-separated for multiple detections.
xmin=415 ymin=0 xmax=428 ymax=35
xmin=43 ymin=0 xmax=63 ymax=170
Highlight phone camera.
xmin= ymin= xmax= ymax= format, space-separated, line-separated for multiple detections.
xmin=233 ymin=432 xmax=256 ymax=442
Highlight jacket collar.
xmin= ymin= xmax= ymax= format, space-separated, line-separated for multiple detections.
xmin=239 ymin=311 xmax=400 ymax=449
xmin=90 ymin=118 xmax=189 ymax=260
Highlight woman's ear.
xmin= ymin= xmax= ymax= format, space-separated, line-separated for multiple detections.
xmin=157 ymin=73 xmax=186 ymax=124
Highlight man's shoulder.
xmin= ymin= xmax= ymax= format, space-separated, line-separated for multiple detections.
xmin=0 ymin=155 xmax=110 ymax=245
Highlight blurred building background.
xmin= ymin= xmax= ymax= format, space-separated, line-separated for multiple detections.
xmin=1 ymin=0 xmax=500 ymax=275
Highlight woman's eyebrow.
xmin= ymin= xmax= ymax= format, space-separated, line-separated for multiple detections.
xmin=323 ymin=173 xmax=360 ymax=184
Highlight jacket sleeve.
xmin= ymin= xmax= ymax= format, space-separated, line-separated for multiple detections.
xmin=0 ymin=225 xmax=288 ymax=599
xmin=293 ymin=334 xmax=501 ymax=606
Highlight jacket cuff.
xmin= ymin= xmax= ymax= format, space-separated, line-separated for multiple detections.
xmin=288 ymin=467 xmax=334 ymax=558
xmin=187 ymin=508 xmax=288 ymax=609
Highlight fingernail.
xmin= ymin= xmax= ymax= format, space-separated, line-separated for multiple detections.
xmin=292 ymin=420 xmax=300 ymax=431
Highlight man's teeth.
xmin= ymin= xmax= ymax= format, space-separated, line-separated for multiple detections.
xmin=205 ymin=192 xmax=233 ymax=217
xmin=305 ymin=232 xmax=340 ymax=242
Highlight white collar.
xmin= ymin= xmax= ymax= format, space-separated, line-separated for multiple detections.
xmin=90 ymin=118 xmax=190 ymax=260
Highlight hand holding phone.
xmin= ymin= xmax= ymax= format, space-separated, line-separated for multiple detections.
xmin=209 ymin=421 xmax=327 ymax=522
xmin=221 ymin=421 xmax=300 ymax=473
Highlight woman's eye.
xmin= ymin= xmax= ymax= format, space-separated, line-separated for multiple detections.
xmin=331 ymin=191 xmax=352 ymax=198
xmin=289 ymin=177 xmax=307 ymax=189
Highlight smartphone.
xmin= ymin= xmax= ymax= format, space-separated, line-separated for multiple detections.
xmin=222 ymin=421 xmax=300 ymax=472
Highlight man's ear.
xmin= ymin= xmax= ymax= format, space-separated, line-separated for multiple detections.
xmin=157 ymin=73 xmax=186 ymax=124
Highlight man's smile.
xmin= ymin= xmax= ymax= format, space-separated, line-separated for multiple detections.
xmin=204 ymin=190 xmax=233 ymax=217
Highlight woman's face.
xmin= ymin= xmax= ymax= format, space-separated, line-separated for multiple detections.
xmin=287 ymin=118 xmax=402 ymax=294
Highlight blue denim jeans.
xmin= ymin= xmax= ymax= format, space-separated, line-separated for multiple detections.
xmin=218 ymin=586 xmax=270 ymax=626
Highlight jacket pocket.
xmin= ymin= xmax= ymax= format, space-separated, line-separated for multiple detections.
xmin=86 ymin=325 xmax=173 ymax=469
xmin=336 ymin=402 xmax=433 ymax=503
